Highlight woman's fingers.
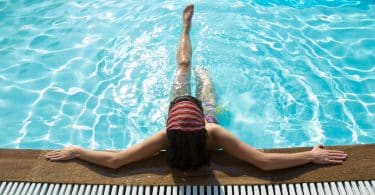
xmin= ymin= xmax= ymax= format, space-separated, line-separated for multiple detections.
xmin=329 ymin=155 xmax=347 ymax=160
xmin=46 ymin=151 xmax=61 ymax=156
xmin=49 ymin=154 xmax=66 ymax=161
xmin=311 ymin=145 xmax=348 ymax=165
xmin=328 ymin=159 xmax=343 ymax=164
xmin=314 ymin=144 xmax=345 ymax=153
xmin=328 ymin=151 xmax=348 ymax=160
xmin=45 ymin=147 xmax=79 ymax=161
xmin=45 ymin=152 xmax=61 ymax=158
xmin=45 ymin=154 xmax=60 ymax=159
xmin=329 ymin=153 xmax=347 ymax=157
xmin=45 ymin=151 xmax=64 ymax=157
xmin=322 ymin=152 xmax=347 ymax=164
xmin=329 ymin=153 xmax=346 ymax=157
xmin=49 ymin=153 xmax=72 ymax=161
xmin=327 ymin=149 xmax=345 ymax=154
xmin=45 ymin=150 xmax=71 ymax=161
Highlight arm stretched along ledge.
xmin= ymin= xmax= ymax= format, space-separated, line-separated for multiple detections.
xmin=44 ymin=130 xmax=168 ymax=169
xmin=210 ymin=124 xmax=348 ymax=171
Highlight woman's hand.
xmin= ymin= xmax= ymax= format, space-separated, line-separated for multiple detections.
xmin=311 ymin=144 xmax=347 ymax=164
xmin=45 ymin=146 xmax=80 ymax=161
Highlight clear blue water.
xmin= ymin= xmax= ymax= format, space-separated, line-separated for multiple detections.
xmin=0 ymin=0 xmax=374 ymax=150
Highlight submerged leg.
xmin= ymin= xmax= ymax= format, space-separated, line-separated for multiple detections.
xmin=170 ymin=4 xmax=194 ymax=100
xmin=195 ymin=67 xmax=217 ymax=120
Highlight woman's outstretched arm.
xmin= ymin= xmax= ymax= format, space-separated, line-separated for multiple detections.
xmin=44 ymin=130 xmax=168 ymax=169
xmin=210 ymin=124 xmax=348 ymax=171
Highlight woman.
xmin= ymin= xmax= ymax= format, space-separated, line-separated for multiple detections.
xmin=45 ymin=4 xmax=347 ymax=171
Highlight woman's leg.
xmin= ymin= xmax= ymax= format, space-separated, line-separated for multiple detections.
xmin=195 ymin=67 xmax=218 ymax=122
xmin=170 ymin=4 xmax=194 ymax=100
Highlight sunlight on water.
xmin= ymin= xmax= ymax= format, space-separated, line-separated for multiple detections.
xmin=0 ymin=0 xmax=374 ymax=149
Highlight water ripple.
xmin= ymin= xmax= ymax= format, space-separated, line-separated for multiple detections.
xmin=0 ymin=0 xmax=374 ymax=149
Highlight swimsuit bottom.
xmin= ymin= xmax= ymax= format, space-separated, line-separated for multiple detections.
xmin=203 ymin=102 xmax=218 ymax=124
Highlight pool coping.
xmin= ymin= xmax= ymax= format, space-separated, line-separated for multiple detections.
xmin=0 ymin=144 xmax=374 ymax=185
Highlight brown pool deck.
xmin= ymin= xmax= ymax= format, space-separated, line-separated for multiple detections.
xmin=0 ymin=144 xmax=374 ymax=186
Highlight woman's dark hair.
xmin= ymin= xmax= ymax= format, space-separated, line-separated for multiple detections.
xmin=166 ymin=96 xmax=210 ymax=170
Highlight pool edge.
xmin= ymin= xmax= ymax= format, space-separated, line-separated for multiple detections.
xmin=0 ymin=144 xmax=374 ymax=185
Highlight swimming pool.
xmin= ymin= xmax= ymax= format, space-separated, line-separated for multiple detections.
xmin=0 ymin=0 xmax=374 ymax=150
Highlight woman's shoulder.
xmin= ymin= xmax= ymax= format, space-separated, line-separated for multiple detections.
xmin=205 ymin=123 xmax=224 ymax=150
xmin=206 ymin=123 xmax=224 ymax=134
xmin=205 ymin=123 xmax=231 ymax=140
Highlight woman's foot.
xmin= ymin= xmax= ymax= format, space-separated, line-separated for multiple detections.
xmin=183 ymin=4 xmax=194 ymax=32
